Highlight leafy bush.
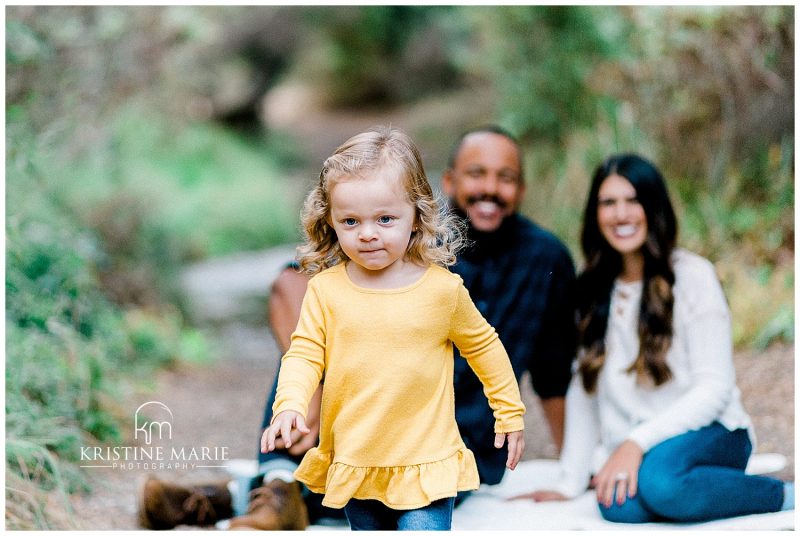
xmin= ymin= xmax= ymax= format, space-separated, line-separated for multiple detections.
xmin=463 ymin=6 xmax=624 ymax=143
xmin=301 ymin=6 xmax=461 ymax=106
xmin=489 ymin=7 xmax=794 ymax=349
xmin=6 ymin=117 xmax=212 ymax=528
xmin=48 ymin=106 xmax=305 ymax=316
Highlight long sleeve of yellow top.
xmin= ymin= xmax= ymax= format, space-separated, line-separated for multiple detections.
xmin=272 ymin=263 xmax=525 ymax=509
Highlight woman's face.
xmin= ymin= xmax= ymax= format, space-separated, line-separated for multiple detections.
xmin=596 ymin=174 xmax=648 ymax=257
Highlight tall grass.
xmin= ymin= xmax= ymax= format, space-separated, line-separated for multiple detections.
xmin=6 ymin=102 xmax=304 ymax=528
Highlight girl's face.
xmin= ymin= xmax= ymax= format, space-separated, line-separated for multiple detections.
xmin=328 ymin=165 xmax=417 ymax=276
xmin=596 ymin=174 xmax=648 ymax=258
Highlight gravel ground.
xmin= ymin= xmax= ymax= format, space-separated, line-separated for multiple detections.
xmin=68 ymin=320 xmax=794 ymax=529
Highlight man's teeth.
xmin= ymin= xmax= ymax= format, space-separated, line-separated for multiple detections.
xmin=615 ymin=224 xmax=637 ymax=237
xmin=475 ymin=201 xmax=499 ymax=213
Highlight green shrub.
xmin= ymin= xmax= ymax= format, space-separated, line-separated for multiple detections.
xmin=464 ymin=5 xmax=624 ymax=143
xmin=6 ymin=120 xmax=212 ymax=527
xmin=63 ymin=106 xmax=303 ymax=264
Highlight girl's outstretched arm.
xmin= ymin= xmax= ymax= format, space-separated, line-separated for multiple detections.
xmin=495 ymin=430 xmax=525 ymax=470
xmin=261 ymin=410 xmax=310 ymax=453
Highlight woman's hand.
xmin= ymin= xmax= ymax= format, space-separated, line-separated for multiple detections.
xmin=592 ymin=439 xmax=643 ymax=508
xmin=507 ymin=490 xmax=569 ymax=502
xmin=495 ymin=430 xmax=525 ymax=470
xmin=261 ymin=410 xmax=310 ymax=453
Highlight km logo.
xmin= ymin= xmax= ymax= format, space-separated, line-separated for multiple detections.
xmin=134 ymin=401 xmax=174 ymax=445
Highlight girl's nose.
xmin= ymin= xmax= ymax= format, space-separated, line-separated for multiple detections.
xmin=358 ymin=225 xmax=377 ymax=241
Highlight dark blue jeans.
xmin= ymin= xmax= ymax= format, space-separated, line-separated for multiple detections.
xmin=600 ymin=422 xmax=784 ymax=523
xmin=344 ymin=497 xmax=455 ymax=531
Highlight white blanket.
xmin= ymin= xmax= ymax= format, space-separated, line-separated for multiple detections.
xmin=225 ymin=455 xmax=793 ymax=530
xmin=450 ymin=458 xmax=793 ymax=530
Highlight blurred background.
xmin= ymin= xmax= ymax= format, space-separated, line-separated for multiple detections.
xmin=6 ymin=5 xmax=794 ymax=529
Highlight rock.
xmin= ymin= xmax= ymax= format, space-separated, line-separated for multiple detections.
xmin=179 ymin=244 xmax=298 ymax=325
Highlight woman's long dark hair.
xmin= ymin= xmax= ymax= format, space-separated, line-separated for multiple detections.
xmin=577 ymin=154 xmax=678 ymax=392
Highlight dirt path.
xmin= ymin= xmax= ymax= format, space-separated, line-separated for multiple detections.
xmin=69 ymin=291 xmax=794 ymax=530
xmin=70 ymin=84 xmax=793 ymax=529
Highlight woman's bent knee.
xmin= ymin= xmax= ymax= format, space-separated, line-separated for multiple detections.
xmin=598 ymin=493 xmax=654 ymax=524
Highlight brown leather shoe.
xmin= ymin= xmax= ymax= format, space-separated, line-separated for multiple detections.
xmin=228 ymin=479 xmax=309 ymax=530
xmin=138 ymin=477 xmax=234 ymax=529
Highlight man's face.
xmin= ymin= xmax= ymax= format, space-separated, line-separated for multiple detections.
xmin=442 ymin=132 xmax=525 ymax=233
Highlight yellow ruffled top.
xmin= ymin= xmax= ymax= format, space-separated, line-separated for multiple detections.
xmin=296 ymin=447 xmax=478 ymax=509
xmin=273 ymin=264 xmax=525 ymax=510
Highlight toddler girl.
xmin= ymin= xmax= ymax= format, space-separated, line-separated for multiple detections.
xmin=261 ymin=126 xmax=526 ymax=530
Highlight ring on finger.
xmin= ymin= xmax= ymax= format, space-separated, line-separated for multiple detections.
xmin=614 ymin=472 xmax=629 ymax=482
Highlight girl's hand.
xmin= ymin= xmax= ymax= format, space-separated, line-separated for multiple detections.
xmin=495 ymin=430 xmax=525 ymax=470
xmin=274 ymin=386 xmax=322 ymax=455
xmin=591 ymin=439 xmax=643 ymax=508
xmin=261 ymin=410 xmax=310 ymax=453
xmin=507 ymin=490 xmax=568 ymax=502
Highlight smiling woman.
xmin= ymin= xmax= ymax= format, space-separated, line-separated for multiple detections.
xmin=521 ymin=154 xmax=793 ymax=523
xmin=596 ymin=175 xmax=648 ymax=275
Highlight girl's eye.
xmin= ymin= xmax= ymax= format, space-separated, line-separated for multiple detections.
xmin=378 ymin=216 xmax=394 ymax=224
xmin=598 ymin=199 xmax=615 ymax=207
xmin=343 ymin=218 xmax=358 ymax=226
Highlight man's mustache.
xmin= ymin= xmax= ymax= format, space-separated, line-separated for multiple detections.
xmin=466 ymin=194 xmax=508 ymax=210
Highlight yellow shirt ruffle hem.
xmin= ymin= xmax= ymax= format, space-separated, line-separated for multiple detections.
xmin=294 ymin=446 xmax=480 ymax=510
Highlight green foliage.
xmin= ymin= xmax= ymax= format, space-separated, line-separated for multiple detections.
xmin=6 ymin=438 xmax=78 ymax=530
xmin=65 ymin=106 xmax=302 ymax=262
xmin=508 ymin=6 xmax=793 ymax=349
xmin=304 ymin=5 xmax=460 ymax=105
xmin=6 ymin=10 xmax=302 ymax=520
xmin=465 ymin=6 xmax=625 ymax=143
xmin=677 ymin=140 xmax=793 ymax=348
xmin=6 ymin=113 xmax=213 ymax=528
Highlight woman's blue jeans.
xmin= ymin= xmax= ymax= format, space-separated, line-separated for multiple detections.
xmin=344 ymin=496 xmax=455 ymax=530
xmin=600 ymin=422 xmax=784 ymax=523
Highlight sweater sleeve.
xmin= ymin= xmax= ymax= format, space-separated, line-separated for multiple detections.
xmin=627 ymin=259 xmax=736 ymax=451
xmin=271 ymin=279 xmax=327 ymax=421
xmin=448 ymin=282 xmax=526 ymax=434
xmin=553 ymin=372 xmax=599 ymax=498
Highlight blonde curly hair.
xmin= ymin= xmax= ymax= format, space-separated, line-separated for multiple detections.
xmin=297 ymin=126 xmax=465 ymax=275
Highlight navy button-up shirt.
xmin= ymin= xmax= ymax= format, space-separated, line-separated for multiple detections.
xmin=451 ymin=212 xmax=577 ymax=485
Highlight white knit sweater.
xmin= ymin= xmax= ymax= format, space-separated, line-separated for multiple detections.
xmin=554 ymin=249 xmax=754 ymax=498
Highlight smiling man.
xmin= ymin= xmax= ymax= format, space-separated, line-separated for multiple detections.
xmin=442 ymin=126 xmax=577 ymax=486
xmin=442 ymin=128 xmax=523 ymax=232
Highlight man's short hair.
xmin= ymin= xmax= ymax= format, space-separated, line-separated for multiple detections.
xmin=446 ymin=125 xmax=524 ymax=183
